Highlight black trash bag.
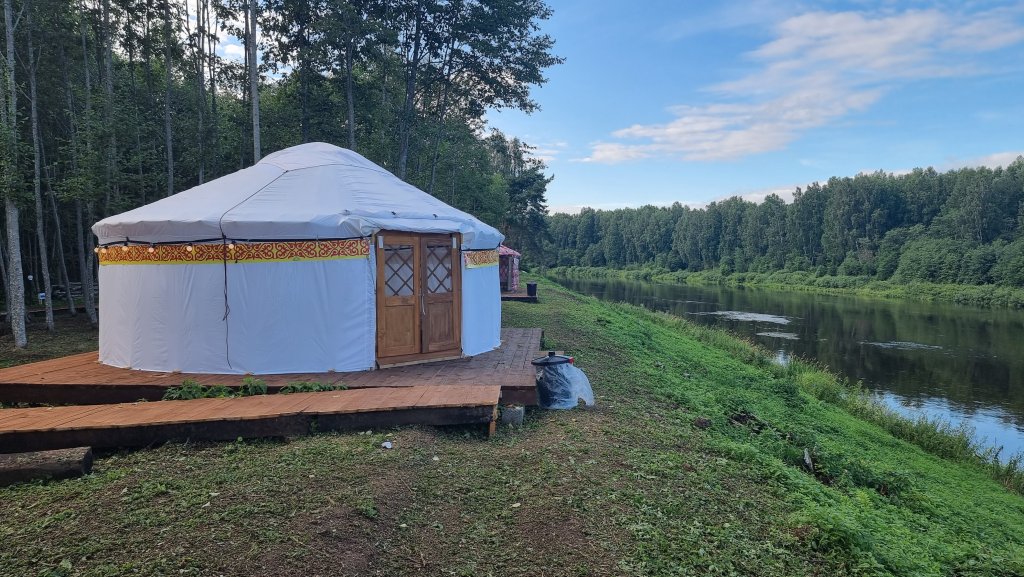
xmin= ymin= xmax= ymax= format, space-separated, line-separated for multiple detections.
xmin=537 ymin=362 xmax=595 ymax=410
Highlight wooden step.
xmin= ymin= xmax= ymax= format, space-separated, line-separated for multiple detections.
xmin=0 ymin=385 xmax=500 ymax=453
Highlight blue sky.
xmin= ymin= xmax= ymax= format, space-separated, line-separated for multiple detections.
xmin=485 ymin=0 xmax=1024 ymax=213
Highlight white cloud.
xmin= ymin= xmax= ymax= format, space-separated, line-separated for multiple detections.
xmin=735 ymin=186 xmax=796 ymax=205
xmin=549 ymin=188 xmax=800 ymax=214
xmin=658 ymin=0 xmax=795 ymax=41
xmin=222 ymin=42 xmax=245 ymax=61
xmin=583 ymin=6 xmax=1024 ymax=163
xmin=573 ymin=142 xmax=652 ymax=163
xmin=966 ymin=151 xmax=1024 ymax=169
xmin=943 ymin=151 xmax=1024 ymax=171
xmin=549 ymin=200 xmax=681 ymax=215
xmin=530 ymin=141 xmax=569 ymax=164
xmin=866 ymin=150 xmax=1024 ymax=176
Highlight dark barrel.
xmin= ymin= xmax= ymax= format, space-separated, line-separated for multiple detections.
xmin=532 ymin=352 xmax=572 ymax=408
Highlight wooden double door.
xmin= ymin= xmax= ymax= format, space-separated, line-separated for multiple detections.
xmin=375 ymin=232 xmax=462 ymax=363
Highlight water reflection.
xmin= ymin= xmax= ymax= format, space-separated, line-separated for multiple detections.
xmin=554 ymin=276 xmax=1024 ymax=456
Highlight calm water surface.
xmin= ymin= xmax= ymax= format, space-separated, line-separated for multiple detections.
xmin=553 ymin=276 xmax=1024 ymax=457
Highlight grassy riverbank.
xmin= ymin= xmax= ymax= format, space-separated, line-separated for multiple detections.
xmin=547 ymin=265 xmax=1024 ymax=309
xmin=2 ymin=279 xmax=1023 ymax=576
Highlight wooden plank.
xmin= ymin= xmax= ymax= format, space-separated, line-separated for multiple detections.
xmin=0 ymin=405 xmax=112 ymax=432
xmin=426 ymin=385 xmax=502 ymax=408
xmin=0 ymin=352 xmax=97 ymax=381
xmin=0 ymin=385 xmax=501 ymax=453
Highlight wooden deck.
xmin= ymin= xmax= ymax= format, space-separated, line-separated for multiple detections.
xmin=0 ymin=328 xmax=541 ymax=406
xmin=0 ymin=385 xmax=500 ymax=454
xmin=501 ymin=289 xmax=538 ymax=303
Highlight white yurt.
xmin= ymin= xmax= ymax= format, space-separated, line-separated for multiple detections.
xmin=92 ymin=142 xmax=504 ymax=374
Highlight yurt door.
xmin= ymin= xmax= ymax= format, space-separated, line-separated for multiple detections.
xmin=376 ymin=232 xmax=462 ymax=362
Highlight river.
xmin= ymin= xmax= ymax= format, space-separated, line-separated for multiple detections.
xmin=551 ymin=276 xmax=1024 ymax=458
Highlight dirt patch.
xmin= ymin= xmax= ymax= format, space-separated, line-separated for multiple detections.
xmin=241 ymin=505 xmax=380 ymax=577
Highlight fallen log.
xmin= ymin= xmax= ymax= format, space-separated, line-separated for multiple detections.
xmin=0 ymin=447 xmax=93 ymax=486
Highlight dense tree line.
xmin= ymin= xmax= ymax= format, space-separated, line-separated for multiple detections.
xmin=0 ymin=0 xmax=558 ymax=347
xmin=546 ymin=161 xmax=1024 ymax=287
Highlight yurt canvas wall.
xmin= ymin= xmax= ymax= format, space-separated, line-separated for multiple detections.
xmin=93 ymin=143 xmax=503 ymax=374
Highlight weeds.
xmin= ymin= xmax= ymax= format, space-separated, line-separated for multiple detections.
xmin=279 ymin=381 xmax=347 ymax=394
xmin=238 ymin=377 xmax=268 ymax=396
xmin=784 ymin=358 xmax=1024 ymax=496
xmin=162 ymin=379 xmax=232 ymax=400
xmin=162 ymin=377 xmax=269 ymax=400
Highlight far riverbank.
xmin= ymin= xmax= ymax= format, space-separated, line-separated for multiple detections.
xmin=545 ymin=266 xmax=1024 ymax=310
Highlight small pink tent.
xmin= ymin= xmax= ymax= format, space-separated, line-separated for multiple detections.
xmin=498 ymin=245 xmax=521 ymax=293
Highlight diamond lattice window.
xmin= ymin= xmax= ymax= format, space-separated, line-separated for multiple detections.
xmin=426 ymin=244 xmax=452 ymax=294
xmin=384 ymin=245 xmax=414 ymax=297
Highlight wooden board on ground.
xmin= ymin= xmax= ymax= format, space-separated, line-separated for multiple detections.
xmin=0 ymin=385 xmax=501 ymax=454
xmin=0 ymin=328 xmax=540 ymax=407
xmin=0 ymin=447 xmax=93 ymax=486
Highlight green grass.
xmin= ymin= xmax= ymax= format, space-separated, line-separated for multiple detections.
xmin=0 ymin=312 xmax=98 ymax=369
xmin=512 ymin=278 xmax=1024 ymax=575
xmin=546 ymin=265 xmax=1024 ymax=309
xmin=1 ymin=279 xmax=1022 ymax=576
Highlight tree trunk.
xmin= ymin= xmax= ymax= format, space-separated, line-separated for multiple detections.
xmin=143 ymin=0 xmax=158 ymax=200
xmin=102 ymin=0 xmax=117 ymax=214
xmin=207 ymin=3 xmax=218 ymax=175
xmin=56 ymin=38 xmax=78 ymax=317
xmin=75 ymin=1 xmax=97 ymax=327
xmin=0 ymin=235 xmax=9 ymax=325
xmin=45 ymin=167 xmax=76 ymax=316
xmin=427 ymin=82 xmax=452 ymax=196
xmin=27 ymin=10 xmax=54 ymax=331
xmin=126 ymin=36 xmax=146 ymax=205
xmin=163 ymin=0 xmax=174 ymax=196
xmin=3 ymin=0 xmax=26 ymax=347
xmin=397 ymin=1 xmax=423 ymax=180
xmin=76 ymin=201 xmax=97 ymax=326
xmin=300 ymin=63 xmax=308 ymax=142
xmin=186 ymin=0 xmax=205 ymax=184
xmin=345 ymin=36 xmax=355 ymax=150
xmin=4 ymin=200 xmax=25 ymax=346
xmin=248 ymin=0 xmax=260 ymax=162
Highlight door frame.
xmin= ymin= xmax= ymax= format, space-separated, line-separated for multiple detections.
xmin=374 ymin=231 xmax=463 ymax=367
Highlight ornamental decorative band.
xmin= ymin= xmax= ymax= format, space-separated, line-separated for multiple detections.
xmin=98 ymin=239 xmax=371 ymax=265
xmin=464 ymin=249 xmax=499 ymax=268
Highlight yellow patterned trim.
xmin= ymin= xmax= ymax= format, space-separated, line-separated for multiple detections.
xmin=464 ymin=249 xmax=499 ymax=268
xmin=99 ymin=239 xmax=370 ymax=265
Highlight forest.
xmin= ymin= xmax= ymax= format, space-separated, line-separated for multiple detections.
xmin=546 ymin=162 xmax=1024 ymax=288
xmin=0 ymin=0 xmax=559 ymax=347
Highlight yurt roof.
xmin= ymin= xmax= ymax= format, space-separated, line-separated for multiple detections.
xmin=93 ymin=143 xmax=503 ymax=250
xmin=498 ymin=245 xmax=521 ymax=257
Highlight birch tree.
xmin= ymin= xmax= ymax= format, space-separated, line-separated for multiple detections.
xmin=27 ymin=0 xmax=54 ymax=330
xmin=3 ymin=0 xmax=27 ymax=347
xmin=248 ymin=0 xmax=260 ymax=161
